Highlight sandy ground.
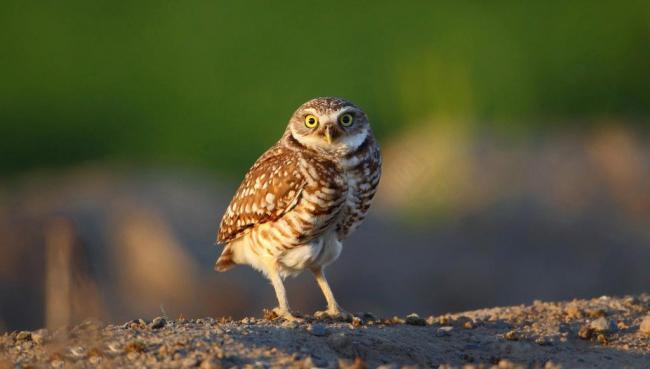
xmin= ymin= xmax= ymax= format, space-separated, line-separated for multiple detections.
xmin=2 ymin=295 xmax=649 ymax=369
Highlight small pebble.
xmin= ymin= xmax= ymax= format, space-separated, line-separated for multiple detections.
xmin=31 ymin=333 xmax=45 ymax=345
xmin=327 ymin=333 xmax=351 ymax=350
xmin=587 ymin=309 xmax=606 ymax=318
xmin=281 ymin=321 xmax=299 ymax=329
xmin=308 ymin=324 xmax=328 ymax=337
xmin=69 ymin=346 xmax=86 ymax=357
xmin=578 ymin=326 xmax=593 ymax=340
xmin=589 ymin=317 xmax=612 ymax=333
xmin=199 ymin=358 xmax=223 ymax=369
xmin=452 ymin=316 xmax=473 ymax=328
xmin=338 ymin=357 xmax=368 ymax=369
xmin=639 ymin=315 xmax=650 ymax=335
xmin=564 ymin=302 xmax=582 ymax=319
xmin=351 ymin=316 xmax=363 ymax=328
xmin=405 ymin=313 xmax=426 ymax=326
xmin=182 ymin=357 xmax=199 ymax=367
xmin=504 ymin=330 xmax=519 ymax=341
xmin=151 ymin=317 xmax=167 ymax=329
xmin=436 ymin=326 xmax=453 ymax=337
xmin=16 ymin=331 xmax=32 ymax=341
xmin=125 ymin=340 xmax=146 ymax=353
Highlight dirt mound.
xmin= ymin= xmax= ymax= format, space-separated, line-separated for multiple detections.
xmin=2 ymin=295 xmax=649 ymax=368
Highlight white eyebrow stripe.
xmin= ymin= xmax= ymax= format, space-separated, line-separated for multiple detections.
xmin=302 ymin=108 xmax=319 ymax=115
xmin=322 ymin=107 xmax=357 ymax=123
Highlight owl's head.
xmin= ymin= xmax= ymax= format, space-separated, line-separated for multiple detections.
xmin=286 ymin=97 xmax=371 ymax=155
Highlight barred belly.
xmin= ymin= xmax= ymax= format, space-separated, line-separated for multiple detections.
xmin=230 ymin=203 xmax=343 ymax=278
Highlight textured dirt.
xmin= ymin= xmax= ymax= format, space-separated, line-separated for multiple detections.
xmin=2 ymin=295 xmax=649 ymax=369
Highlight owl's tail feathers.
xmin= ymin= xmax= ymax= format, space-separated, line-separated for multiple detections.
xmin=215 ymin=245 xmax=236 ymax=272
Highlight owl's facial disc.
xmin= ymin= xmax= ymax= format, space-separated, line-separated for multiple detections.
xmin=287 ymin=97 xmax=370 ymax=155
xmin=290 ymin=111 xmax=367 ymax=154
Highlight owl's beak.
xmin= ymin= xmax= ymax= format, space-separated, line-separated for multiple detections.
xmin=323 ymin=127 xmax=332 ymax=144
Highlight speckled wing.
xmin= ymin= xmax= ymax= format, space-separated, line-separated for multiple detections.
xmin=217 ymin=146 xmax=304 ymax=244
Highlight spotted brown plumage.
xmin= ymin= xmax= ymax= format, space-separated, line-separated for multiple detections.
xmin=215 ymin=97 xmax=381 ymax=321
xmin=217 ymin=146 xmax=305 ymax=244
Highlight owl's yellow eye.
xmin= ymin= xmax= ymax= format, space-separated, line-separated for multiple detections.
xmin=339 ymin=113 xmax=354 ymax=127
xmin=305 ymin=114 xmax=319 ymax=128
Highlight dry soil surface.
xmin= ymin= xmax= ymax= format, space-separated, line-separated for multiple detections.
xmin=2 ymin=295 xmax=650 ymax=369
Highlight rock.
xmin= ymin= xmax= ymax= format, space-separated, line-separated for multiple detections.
xmin=31 ymin=333 xmax=44 ymax=345
xmin=281 ymin=321 xmax=299 ymax=329
xmin=241 ymin=317 xmax=253 ymax=325
xmin=308 ymin=324 xmax=328 ymax=337
xmin=405 ymin=313 xmax=426 ymax=326
xmin=361 ymin=312 xmax=378 ymax=322
xmin=327 ymin=333 xmax=351 ymax=350
xmin=69 ymin=346 xmax=86 ymax=357
xmin=564 ymin=302 xmax=582 ymax=319
xmin=151 ymin=317 xmax=166 ymax=329
xmin=578 ymin=326 xmax=593 ymax=340
xmin=199 ymin=358 xmax=224 ymax=369
xmin=452 ymin=316 xmax=473 ymax=328
xmin=589 ymin=317 xmax=612 ymax=333
xmin=125 ymin=340 xmax=146 ymax=353
xmin=436 ymin=326 xmax=453 ymax=337
xmin=586 ymin=309 xmax=606 ymax=318
xmin=351 ymin=316 xmax=363 ymax=328
xmin=544 ymin=361 xmax=562 ymax=369
xmin=16 ymin=331 xmax=31 ymax=341
xmin=182 ymin=357 xmax=199 ymax=367
xmin=124 ymin=319 xmax=146 ymax=329
xmin=338 ymin=357 xmax=368 ymax=369
xmin=639 ymin=315 xmax=650 ymax=335
xmin=504 ymin=330 xmax=519 ymax=341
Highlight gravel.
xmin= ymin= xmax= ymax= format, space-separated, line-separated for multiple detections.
xmin=1 ymin=295 xmax=649 ymax=368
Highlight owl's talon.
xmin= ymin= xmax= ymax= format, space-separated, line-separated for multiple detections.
xmin=272 ymin=307 xmax=303 ymax=322
xmin=314 ymin=308 xmax=353 ymax=322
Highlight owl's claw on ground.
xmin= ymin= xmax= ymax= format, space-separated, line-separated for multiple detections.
xmin=271 ymin=307 xmax=304 ymax=322
xmin=314 ymin=308 xmax=353 ymax=322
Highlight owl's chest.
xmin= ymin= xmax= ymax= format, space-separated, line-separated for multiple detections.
xmin=335 ymin=151 xmax=381 ymax=238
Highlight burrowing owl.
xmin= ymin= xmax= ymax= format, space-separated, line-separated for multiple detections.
xmin=215 ymin=97 xmax=381 ymax=321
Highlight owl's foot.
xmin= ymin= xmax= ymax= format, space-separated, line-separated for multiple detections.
xmin=314 ymin=308 xmax=353 ymax=322
xmin=271 ymin=307 xmax=304 ymax=322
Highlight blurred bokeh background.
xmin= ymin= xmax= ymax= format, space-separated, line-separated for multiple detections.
xmin=1 ymin=0 xmax=649 ymax=331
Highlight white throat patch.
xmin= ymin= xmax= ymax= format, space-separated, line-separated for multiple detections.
xmin=291 ymin=127 xmax=368 ymax=155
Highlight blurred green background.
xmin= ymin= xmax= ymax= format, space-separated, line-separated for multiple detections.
xmin=1 ymin=0 xmax=648 ymax=176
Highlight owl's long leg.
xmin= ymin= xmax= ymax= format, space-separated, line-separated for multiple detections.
xmin=311 ymin=267 xmax=352 ymax=321
xmin=267 ymin=264 xmax=302 ymax=321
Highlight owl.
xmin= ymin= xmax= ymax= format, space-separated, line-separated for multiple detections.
xmin=215 ymin=97 xmax=381 ymax=321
